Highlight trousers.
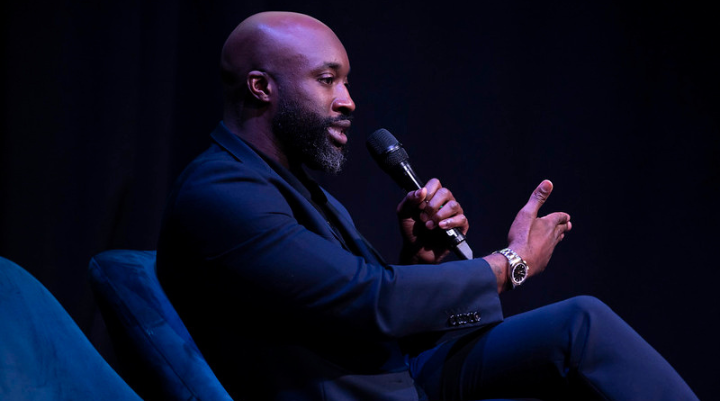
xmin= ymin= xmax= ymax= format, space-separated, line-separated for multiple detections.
xmin=409 ymin=296 xmax=698 ymax=401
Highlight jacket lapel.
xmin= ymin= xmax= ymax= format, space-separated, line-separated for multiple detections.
xmin=210 ymin=122 xmax=352 ymax=252
xmin=323 ymin=192 xmax=388 ymax=266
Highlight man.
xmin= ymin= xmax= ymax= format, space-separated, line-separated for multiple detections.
xmin=157 ymin=11 xmax=698 ymax=401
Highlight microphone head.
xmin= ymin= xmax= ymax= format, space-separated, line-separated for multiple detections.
xmin=366 ymin=129 xmax=409 ymax=170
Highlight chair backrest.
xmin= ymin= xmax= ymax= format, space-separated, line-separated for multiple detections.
xmin=88 ymin=249 xmax=232 ymax=401
xmin=0 ymin=256 xmax=141 ymax=401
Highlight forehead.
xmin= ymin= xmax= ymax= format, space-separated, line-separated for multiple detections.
xmin=266 ymin=24 xmax=350 ymax=74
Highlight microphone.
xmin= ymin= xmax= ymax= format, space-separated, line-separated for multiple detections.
xmin=366 ymin=128 xmax=473 ymax=260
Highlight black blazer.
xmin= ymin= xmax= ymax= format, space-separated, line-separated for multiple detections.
xmin=157 ymin=122 xmax=504 ymax=401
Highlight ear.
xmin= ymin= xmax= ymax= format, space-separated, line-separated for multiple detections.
xmin=247 ymin=70 xmax=273 ymax=102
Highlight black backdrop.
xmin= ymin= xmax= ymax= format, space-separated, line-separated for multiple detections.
xmin=2 ymin=1 xmax=718 ymax=399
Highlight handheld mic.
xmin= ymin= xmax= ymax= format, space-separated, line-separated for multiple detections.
xmin=366 ymin=128 xmax=473 ymax=260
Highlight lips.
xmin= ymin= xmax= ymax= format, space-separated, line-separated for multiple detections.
xmin=327 ymin=120 xmax=351 ymax=147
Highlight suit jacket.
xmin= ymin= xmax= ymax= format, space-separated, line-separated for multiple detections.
xmin=157 ymin=122 xmax=504 ymax=401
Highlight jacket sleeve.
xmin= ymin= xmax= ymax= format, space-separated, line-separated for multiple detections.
xmin=160 ymin=155 xmax=503 ymax=342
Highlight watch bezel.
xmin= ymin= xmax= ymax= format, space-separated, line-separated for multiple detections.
xmin=510 ymin=262 xmax=528 ymax=286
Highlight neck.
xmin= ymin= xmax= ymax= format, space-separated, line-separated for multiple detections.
xmin=223 ymin=113 xmax=291 ymax=169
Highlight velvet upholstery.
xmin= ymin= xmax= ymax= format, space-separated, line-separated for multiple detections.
xmin=0 ymin=256 xmax=141 ymax=400
xmin=88 ymin=249 xmax=232 ymax=401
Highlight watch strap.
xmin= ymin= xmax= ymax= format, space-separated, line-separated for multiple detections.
xmin=494 ymin=248 xmax=529 ymax=288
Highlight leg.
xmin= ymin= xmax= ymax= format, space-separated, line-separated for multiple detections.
xmin=409 ymin=296 xmax=698 ymax=401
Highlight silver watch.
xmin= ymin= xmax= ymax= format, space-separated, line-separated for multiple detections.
xmin=496 ymin=248 xmax=529 ymax=288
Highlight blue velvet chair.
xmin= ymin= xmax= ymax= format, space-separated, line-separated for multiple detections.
xmin=88 ymin=250 xmax=232 ymax=401
xmin=0 ymin=255 xmax=141 ymax=400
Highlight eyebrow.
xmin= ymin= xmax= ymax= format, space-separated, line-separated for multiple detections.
xmin=318 ymin=62 xmax=341 ymax=71
xmin=311 ymin=61 xmax=351 ymax=76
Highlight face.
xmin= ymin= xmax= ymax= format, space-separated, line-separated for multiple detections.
xmin=270 ymin=28 xmax=356 ymax=174
xmin=272 ymin=96 xmax=352 ymax=174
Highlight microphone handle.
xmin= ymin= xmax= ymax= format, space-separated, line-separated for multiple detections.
xmin=390 ymin=161 xmax=473 ymax=260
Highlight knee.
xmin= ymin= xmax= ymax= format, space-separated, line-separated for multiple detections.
xmin=562 ymin=295 xmax=619 ymax=334
xmin=567 ymin=295 xmax=611 ymax=314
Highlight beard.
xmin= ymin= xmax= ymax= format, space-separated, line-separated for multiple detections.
xmin=272 ymin=98 xmax=352 ymax=174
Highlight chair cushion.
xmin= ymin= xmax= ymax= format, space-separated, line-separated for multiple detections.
xmin=89 ymin=249 xmax=232 ymax=401
xmin=0 ymin=256 xmax=141 ymax=400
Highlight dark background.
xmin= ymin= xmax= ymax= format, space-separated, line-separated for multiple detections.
xmin=2 ymin=1 xmax=718 ymax=399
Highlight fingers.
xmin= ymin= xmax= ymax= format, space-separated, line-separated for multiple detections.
xmin=418 ymin=179 xmax=468 ymax=233
xmin=548 ymin=211 xmax=570 ymax=226
xmin=396 ymin=187 xmax=427 ymax=219
xmin=396 ymin=178 xmax=449 ymax=221
xmin=521 ymin=179 xmax=554 ymax=218
xmin=544 ymin=212 xmax=572 ymax=242
xmin=419 ymin=178 xmax=449 ymax=210
xmin=397 ymin=178 xmax=468 ymax=233
xmin=427 ymin=205 xmax=468 ymax=231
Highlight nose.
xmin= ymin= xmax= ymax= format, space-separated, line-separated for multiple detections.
xmin=332 ymin=84 xmax=355 ymax=114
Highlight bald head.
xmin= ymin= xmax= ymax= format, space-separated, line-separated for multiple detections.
xmin=218 ymin=12 xmax=355 ymax=172
xmin=221 ymin=12 xmax=345 ymax=102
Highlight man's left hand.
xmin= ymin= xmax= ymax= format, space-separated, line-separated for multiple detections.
xmin=396 ymin=178 xmax=469 ymax=264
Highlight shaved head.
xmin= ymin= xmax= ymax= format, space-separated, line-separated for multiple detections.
xmin=219 ymin=11 xmax=355 ymax=172
xmin=221 ymin=12 xmax=344 ymax=107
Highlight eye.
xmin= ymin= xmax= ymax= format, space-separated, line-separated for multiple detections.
xmin=318 ymin=76 xmax=334 ymax=85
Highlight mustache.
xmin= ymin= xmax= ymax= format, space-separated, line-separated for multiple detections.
xmin=327 ymin=114 xmax=354 ymax=123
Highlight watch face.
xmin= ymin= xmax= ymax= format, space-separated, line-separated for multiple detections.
xmin=512 ymin=263 xmax=528 ymax=285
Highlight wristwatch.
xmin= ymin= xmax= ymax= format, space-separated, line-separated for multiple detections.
xmin=495 ymin=248 xmax=529 ymax=288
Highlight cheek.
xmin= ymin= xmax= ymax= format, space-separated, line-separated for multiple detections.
xmin=294 ymin=84 xmax=333 ymax=111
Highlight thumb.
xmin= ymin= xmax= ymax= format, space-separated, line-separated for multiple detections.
xmin=522 ymin=179 xmax=553 ymax=217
